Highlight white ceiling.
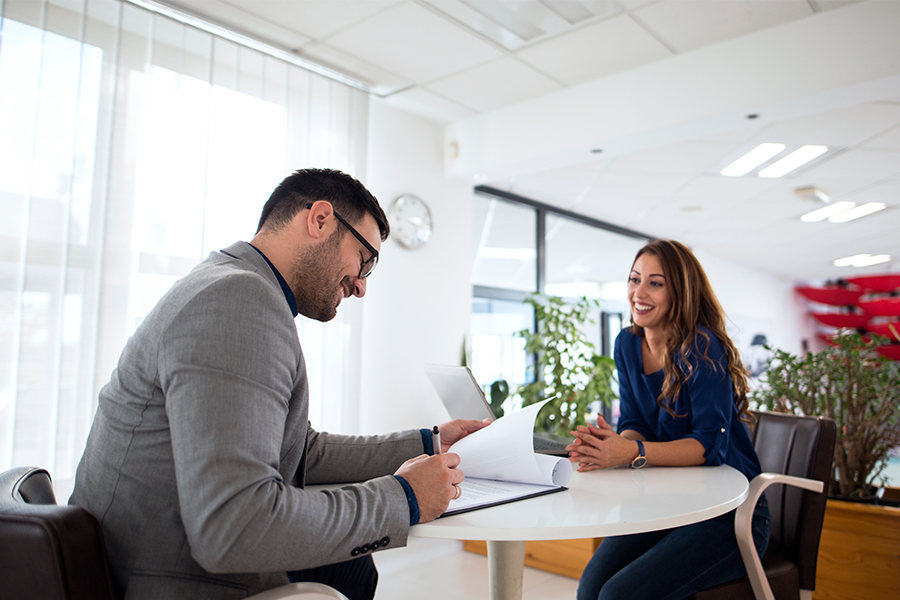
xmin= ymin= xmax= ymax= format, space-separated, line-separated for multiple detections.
xmin=157 ymin=0 xmax=900 ymax=282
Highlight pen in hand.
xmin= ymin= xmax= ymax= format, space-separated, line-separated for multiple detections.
xmin=432 ymin=425 xmax=442 ymax=454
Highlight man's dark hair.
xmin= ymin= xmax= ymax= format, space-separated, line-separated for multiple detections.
xmin=256 ymin=168 xmax=390 ymax=241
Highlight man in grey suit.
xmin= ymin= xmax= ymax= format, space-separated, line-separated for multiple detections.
xmin=70 ymin=169 xmax=487 ymax=600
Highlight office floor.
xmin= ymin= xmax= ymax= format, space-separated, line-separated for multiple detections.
xmin=373 ymin=537 xmax=579 ymax=599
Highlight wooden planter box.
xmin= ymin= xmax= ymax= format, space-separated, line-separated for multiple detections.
xmin=812 ymin=499 xmax=900 ymax=600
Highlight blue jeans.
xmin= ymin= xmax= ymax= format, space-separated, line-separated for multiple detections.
xmin=577 ymin=495 xmax=770 ymax=600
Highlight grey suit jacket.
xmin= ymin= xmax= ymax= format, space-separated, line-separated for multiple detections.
xmin=70 ymin=242 xmax=425 ymax=600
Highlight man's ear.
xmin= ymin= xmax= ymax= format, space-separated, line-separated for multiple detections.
xmin=304 ymin=200 xmax=335 ymax=239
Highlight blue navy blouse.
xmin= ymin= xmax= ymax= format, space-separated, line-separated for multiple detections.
xmin=614 ymin=327 xmax=761 ymax=481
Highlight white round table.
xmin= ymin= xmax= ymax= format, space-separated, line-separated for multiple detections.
xmin=411 ymin=465 xmax=749 ymax=600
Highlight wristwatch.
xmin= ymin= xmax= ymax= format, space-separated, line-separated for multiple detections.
xmin=630 ymin=440 xmax=647 ymax=469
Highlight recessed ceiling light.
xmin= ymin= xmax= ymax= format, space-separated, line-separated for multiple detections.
xmin=758 ymin=145 xmax=828 ymax=178
xmin=834 ymin=253 xmax=892 ymax=267
xmin=828 ymin=202 xmax=886 ymax=223
xmin=800 ymin=201 xmax=856 ymax=222
xmin=720 ymin=143 xmax=785 ymax=177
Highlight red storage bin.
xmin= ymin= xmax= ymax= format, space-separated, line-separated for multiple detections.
xmin=796 ymin=286 xmax=863 ymax=306
xmin=858 ymin=297 xmax=900 ymax=317
xmin=865 ymin=321 xmax=900 ymax=340
xmin=809 ymin=313 xmax=870 ymax=328
xmin=847 ymin=274 xmax=900 ymax=293
xmin=876 ymin=344 xmax=900 ymax=360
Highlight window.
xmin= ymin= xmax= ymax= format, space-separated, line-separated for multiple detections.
xmin=0 ymin=0 xmax=368 ymax=496
xmin=470 ymin=186 xmax=652 ymax=422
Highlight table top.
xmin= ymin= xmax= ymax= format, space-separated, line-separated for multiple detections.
xmin=410 ymin=465 xmax=749 ymax=542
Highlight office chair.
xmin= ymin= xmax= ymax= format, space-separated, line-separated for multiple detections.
xmin=0 ymin=466 xmax=348 ymax=600
xmin=687 ymin=411 xmax=836 ymax=600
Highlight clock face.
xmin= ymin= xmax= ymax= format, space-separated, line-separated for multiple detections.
xmin=389 ymin=194 xmax=432 ymax=249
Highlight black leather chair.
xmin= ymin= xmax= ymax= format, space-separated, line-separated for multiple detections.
xmin=0 ymin=466 xmax=115 ymax=600
xmin=0 ymin=466 xmax=348 ymax=600
xmin=688 ymin=410 xmax=836 ymax=600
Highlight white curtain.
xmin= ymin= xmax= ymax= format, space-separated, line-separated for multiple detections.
xmin=0 ymin=0 xmax=370 ymax=497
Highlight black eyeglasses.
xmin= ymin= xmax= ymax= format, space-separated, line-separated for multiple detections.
xmin=306 ymin=203 xmax=379 ymax=278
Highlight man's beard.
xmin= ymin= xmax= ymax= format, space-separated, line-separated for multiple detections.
xmin=289 ymin=231 xmax=346 ymax=322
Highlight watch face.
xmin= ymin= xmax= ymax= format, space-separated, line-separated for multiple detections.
xmin=389 ymin=194 xmax=432 ymax=249
xmin=631 ymin=456 xmax=647 ymax=469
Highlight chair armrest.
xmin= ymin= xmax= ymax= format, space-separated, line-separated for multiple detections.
xmin=735 ymin=473 xmax=824 ymax=600
xmin=244 ymin=582 xmax=350 ymax=600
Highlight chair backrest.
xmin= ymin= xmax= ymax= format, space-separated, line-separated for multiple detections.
xmin=747 ymin=411 xmax=836 ymax=590
xmin=0 ymin=466 xmax=115 ymax=600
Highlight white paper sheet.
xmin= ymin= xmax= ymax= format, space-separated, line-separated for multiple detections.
xmin=443 ymin=399 xmax=572 ymax=516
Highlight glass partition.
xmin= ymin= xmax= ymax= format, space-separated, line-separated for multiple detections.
xmin=472 ymin=196 xmax=536 ymax=292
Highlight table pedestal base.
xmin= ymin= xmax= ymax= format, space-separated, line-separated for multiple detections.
xmin=487 ymin=540 xmax=526 ymax=600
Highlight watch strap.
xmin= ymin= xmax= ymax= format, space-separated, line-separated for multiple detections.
xmin=630 ymin=440 xmax=646 ymax=469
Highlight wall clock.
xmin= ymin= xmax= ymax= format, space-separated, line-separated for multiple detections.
xmin=389 ymin=194 xmax=433 ymax=249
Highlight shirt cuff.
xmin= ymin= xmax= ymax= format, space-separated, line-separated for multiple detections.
xmin=393 ymin=475 xmax=420 ymax=526
xmin=420 ymin=428 xmax=435 ymax=455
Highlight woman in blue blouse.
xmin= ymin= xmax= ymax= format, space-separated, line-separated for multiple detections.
xmin=568 ymin=239 xmax=770 ymax=600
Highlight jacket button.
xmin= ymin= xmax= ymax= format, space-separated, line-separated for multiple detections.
xmin=381 ymin=536 xmax=390 ymax=546
xmin=351 ymin=548 xmax=360 ymax=556
xmin=371 ymin=540 xmax=381 ymax=550
xmin=361 ymin=544 xmax=371 ymax=553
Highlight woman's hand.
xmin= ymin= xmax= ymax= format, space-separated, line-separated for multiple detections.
xmin=566 ymin=415 xmax=641 ymax=472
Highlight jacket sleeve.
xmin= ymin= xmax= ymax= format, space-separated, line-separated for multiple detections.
xmin=161 ymin=272 xmax=412 ymax=573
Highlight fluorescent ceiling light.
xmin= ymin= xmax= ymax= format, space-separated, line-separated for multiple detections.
xmin=800 ymin=201 xmax=856 ymax=222
xmin=834 ymin=254 xmax=892 ymax=267
xmin=478 ymin=247 xmax=536 ymax=260
xmin=758 ymin=145 xmax=828 ymax=178
xmin=721 ymin=143 xmax=785 ymax=176
xmin=828 ymin=202 xmax=886 ymax=223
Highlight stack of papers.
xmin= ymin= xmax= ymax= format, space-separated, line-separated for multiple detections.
xmin=443 ymin=399 xmax=572 ymax=516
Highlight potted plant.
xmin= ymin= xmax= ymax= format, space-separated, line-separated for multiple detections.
xmin=516 ymin=294 xmax=617 ymax=437
xmin=751 ymin=332 xmax=900 ymax=498
xmin=750 ymin=332 xmax=900 ymax=600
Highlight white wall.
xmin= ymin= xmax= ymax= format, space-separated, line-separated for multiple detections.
xmin=358 ymin=99 xmax=473 ymax=434
xmin=355 ymin=100 xmax=811 ymax=435
xmin=695 ymin=249 xmax=812 ymax=357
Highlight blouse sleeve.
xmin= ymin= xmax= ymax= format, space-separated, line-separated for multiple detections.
xmin=681 ymin=334 xmax=735 ymax=465
xmin=614 ymin=332 xmax=654 ymax=441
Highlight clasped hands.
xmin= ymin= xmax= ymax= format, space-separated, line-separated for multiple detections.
xmin=393 ymin=418 xmax=490 ymax=523
xmin=567 ymin=415 xmax=640 ymax=472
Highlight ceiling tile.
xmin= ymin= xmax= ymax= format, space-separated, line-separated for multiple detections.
xmin=323 ymin=2 xmax=504 ymax=83
xmin=166 ymin=0 xmax=313 ymax=48
xmin=502 ymin=168 xmax=602 ymax=207
xmin=299 ymin=41 xmax=411 ymax=94
xmin=585 ymin=171 xmax=696 ymax=198
xmin=514 ymin=14 xmax=671 ymax=86
xmin=608 ymin=140 xmax=739 ymax=174
xmin=221 ymin=0 xmax=399 ymax=40
xmin=801 ymin=148 xmax=900 ymax=181
xmin=380 ymin=86 xmax=475 ymax=123
xmin=754 ymin=102 xmax=900 ymax=149
xmin=863 ymin=122 xmax=900 ymax=151
xmin=425 ymin=57 xmax=562 ymax=112
xmin=632 ymin=0 xmax=813 ymax=53
xmin=673 ymin=173 xmax=782 ymax=201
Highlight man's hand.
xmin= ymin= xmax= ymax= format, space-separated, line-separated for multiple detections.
xmin=395 ymin=453 xmax=464 ymax=523
xmin=436 ymin=418 xmax=491 ymax=453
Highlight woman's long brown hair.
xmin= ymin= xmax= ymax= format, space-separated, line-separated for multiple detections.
xmin=628 ymin=240 xmax=752 ymax=422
